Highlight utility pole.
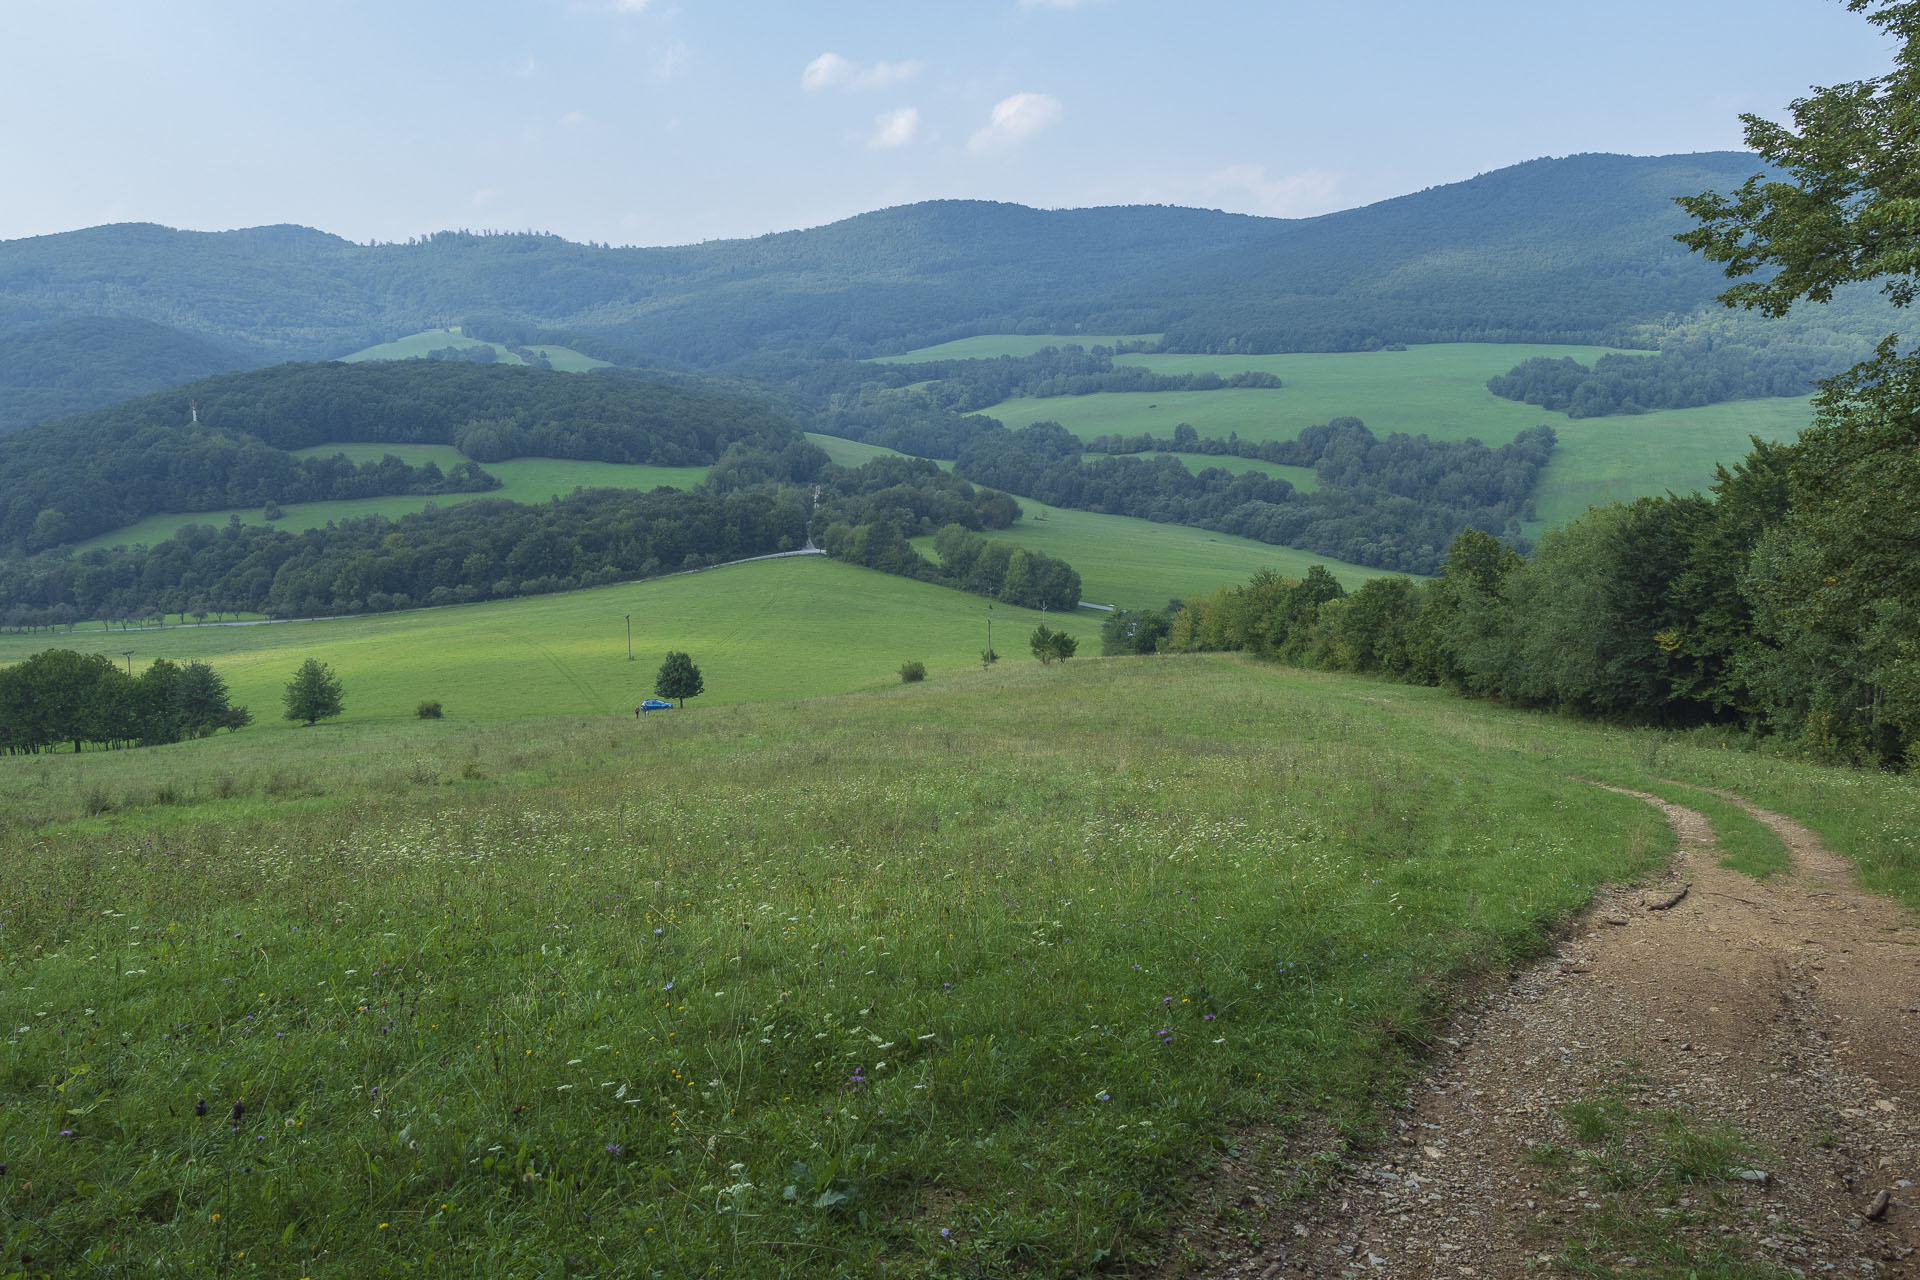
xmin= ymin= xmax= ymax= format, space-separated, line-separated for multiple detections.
xmin=122 ymin=650 xmax=134 ymax=674
xmin=625 ymin=615 xmax=632 ymax=661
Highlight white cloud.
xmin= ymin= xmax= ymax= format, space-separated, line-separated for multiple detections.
xmin=512 ymin=57 xmax=539 ymax=80
xmin=968 ymin=92 xmax=1062 ymax=153
xmin=611 ymin=0 xmax=652 ymax=12
xmin=560 ymin=110 xmax=590 ymax=128
xmin=473 ymin=187 xmax=506 ymax=207
xmin=803 ymin=52 xmax=854 ymax=90
xmin=803 ymin=52 xmax=923 ymax=92
xmin=652 ymin=39 xmax=690 ymax=80
xmin=1195 ymin=163 xmax=1341 ymax=217
xmin=868 ymin=107 xmax=920 ymax=149
xmin=1019 ymin=0 xmax=1103 ymax=7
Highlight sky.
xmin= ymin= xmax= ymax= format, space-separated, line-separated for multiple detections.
xmin=0 ymin=0 xmax=1902 ymax=249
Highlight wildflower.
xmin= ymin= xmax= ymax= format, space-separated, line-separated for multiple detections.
xmin=605 ymin=1143 xmax=623 ymax=1156
xmin=194 ymin=1099 xmax=208 ymax=1116
xmin=940 ymin=1227 xmax=951 ymax=1239
xmin=59 ymin=1130 xmax=75 ymax=1138
xmin=231 ymin=1102 xmax=244 ymax=1120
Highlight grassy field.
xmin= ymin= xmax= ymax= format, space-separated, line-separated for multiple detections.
xmin=1531 ymin=397 xmax=1812 ymax=527
xmin=3 ymin=651 xmax=1913 ymax=1278
xmin=976 ymin=344 xmax=1623 ymax=444
xmin=0 ymin=557 xmax=1100 ymax=725
xmin=916 ymin=503 xmax=1380 ymax=609
xmin=70 ymin=453 xmax=711 ymax=552
xmin=952 ymin=341 xmax=1812 ymax=531
xmin=1082 ymin=452 xmax=1319 ymax=491
xmin=339 ymin=327 xmax=612 ymax=373
xmin=872 ymin=334 xmax=1159 ymax=362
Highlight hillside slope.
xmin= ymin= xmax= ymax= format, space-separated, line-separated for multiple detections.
xmin=0 ymin=152 xmax=1848 ymax=381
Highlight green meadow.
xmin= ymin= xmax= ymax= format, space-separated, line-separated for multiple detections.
xmin=1530 ymin=396 xmax=1812 ymax=527
xmin=945 ymin=341 xmax=1812 ymax=530
xmin=1082 ymin=453 xmax=1319 ymax=491
xmin=339 ymin=327 xmax=612 ymax=373
xmin=870 ymin=334 xmax=1159 ymax=362
xmin=0 ymin=557 xmax=1100 ymax=725
xmin=63 ymin=435 xmax=959 ymax=554
xmin=70 ymin=451 xmax=711 ymax=553
xmin=3 ymin=648 xmax=1913 ymax=1278
xmin=970 ymin=343 xmax=1617 ymax=444
xmin=916 ymin=503 xmax=1380 ymax=610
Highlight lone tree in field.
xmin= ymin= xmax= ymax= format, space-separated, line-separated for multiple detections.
xmin=1030 ymin=625 xmax=1078 ymax=664
xmin=282 ymin=658 xmax=345 ymax=726
xmin=654 ymin=651 xmax=704 ymax=708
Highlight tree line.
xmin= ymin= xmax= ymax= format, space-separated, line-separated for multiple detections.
xmin=954 ymin=418 xmax=1549 ymax=575
xmin=1485 ymin=330 xmax=1873 ymax=417
xmin=0 ymin=359 xmax=804 ymax=552
xmin=0 ymin=485 xmax=812 ymax=623
xmin=0 ymin=447 xmax=1083 ymax=622
xmin=1135 ymin=392 xmax=1910 ymax=767
xmin=809 ymin=455 xmax=1082 ymax=611
xmin=0 ymin=649 xmax=249 ymax=754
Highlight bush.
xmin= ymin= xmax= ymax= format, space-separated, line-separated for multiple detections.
xmin=898 ymin=661 xmax=927 ymax=683
xmin=416 ymin=700 xmax=444 ymax=719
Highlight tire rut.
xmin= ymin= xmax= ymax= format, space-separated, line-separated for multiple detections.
xmin=1194 ymin=785 xmax=1920 ymax=1278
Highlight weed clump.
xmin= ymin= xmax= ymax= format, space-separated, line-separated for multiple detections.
xmin=416 ymin=700 xmax=444 ymax=719
xmin=898 ymin=661 xmax=927 ymax=683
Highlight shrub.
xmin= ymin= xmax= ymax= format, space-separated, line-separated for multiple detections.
xmin=416 ymin=700 xmax=444 ymax=719
xmin=898 ymin=661 xmax=927 ymax=683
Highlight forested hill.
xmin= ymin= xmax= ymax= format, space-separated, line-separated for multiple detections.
xmin=0 ymin=204 xmax=1276 ymax=369
xmin=4 ymin=153 xmax=1804 ymax=372
xmin=0 ymin=315 xmax=257 ymax=435
xmin=0 ymin=360 xmax=804 ymax=551
xmin=1111 ymin=152 xmax=1785 ymax=352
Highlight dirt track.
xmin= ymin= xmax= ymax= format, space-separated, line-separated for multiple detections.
xmin=1205 ymin=787 xmax=1920 ymax=1277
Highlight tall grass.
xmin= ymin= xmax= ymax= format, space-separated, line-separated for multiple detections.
xmin=1 ymin=656 xmax=1909 ymax=1276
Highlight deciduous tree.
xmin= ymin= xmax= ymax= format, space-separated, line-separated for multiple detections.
xmin=655 ymin=651 xmax=704 ymax=707
xmin=282 ymin=658 xmax=345 ymax=726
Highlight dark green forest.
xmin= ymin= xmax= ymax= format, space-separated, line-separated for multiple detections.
xmin=0 ymin=360 xmax=800 ymax=550
xmin=0 ymin=315 xmax=256 ymax=435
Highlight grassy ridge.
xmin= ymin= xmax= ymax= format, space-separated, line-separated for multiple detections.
xmin=70 ymin=452 xmax=712 ymax=552
xmin=5 ymin=654 xmax=1911 ymax=1277
xmin=870 ymin=334 xmax=1159 ymax=362
xmin=0 ymin=557 xmax=1100 ymax=726
xmin=916 ymin=503 xmax=1380 ymax=610
xmin=339 ymin=327 xmax=612 ymax=372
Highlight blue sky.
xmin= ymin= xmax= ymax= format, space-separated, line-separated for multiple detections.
xmin=1 ymin=0 xmax=1900 ymax=247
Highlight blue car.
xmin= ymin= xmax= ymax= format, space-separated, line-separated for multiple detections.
xmin=637 ymin=699 xmax=673 ymax=716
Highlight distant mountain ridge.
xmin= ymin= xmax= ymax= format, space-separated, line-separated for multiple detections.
xmin=0 ymin=151 xmax=1811 ymax=429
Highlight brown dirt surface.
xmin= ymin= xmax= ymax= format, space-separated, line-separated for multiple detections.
xmin=1192 ymin=786 xmax=1920 ymax=1279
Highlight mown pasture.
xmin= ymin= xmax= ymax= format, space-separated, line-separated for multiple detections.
xmin=1081 ymin=453 xmax=1319 ymax=492
xmin=914 ymin=502 xmax=1379 ymax=610
xmin=339 ymin=328 xmax=612 ymax=373
xmin=69 ymin=448 xmax=712 ymax=553
xmin=1529 ymin=396 xmax=1812 ymax=527
xmin=936 ymin=340 xmax=1812 ymax=529
xmin=870 ymin=334 xmax=1159 ymax=362
xmin=3 ymin=652 xmax=1913 ymax=1278
xmin=0 ymin=557 xmax=1100 ymax=726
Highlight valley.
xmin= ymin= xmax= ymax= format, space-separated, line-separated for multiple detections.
xmin=2 ymin=79 xmax=1917 ymax=1277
